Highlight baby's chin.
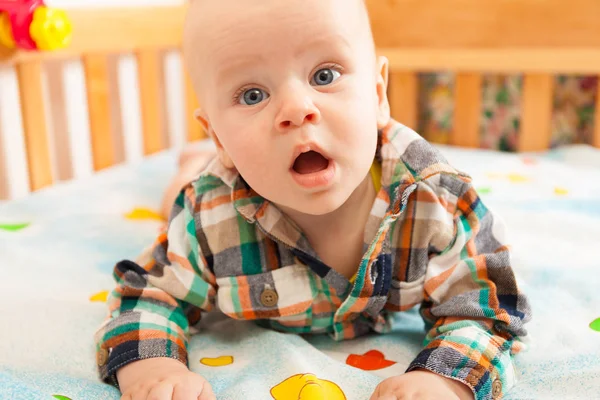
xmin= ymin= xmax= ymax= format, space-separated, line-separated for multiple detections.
xmin=287 ymin=202 xmax=342 ymax=217
xmin=275 ymin=191 xmax=351 ymax=217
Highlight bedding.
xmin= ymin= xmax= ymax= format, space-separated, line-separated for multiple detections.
xmin=1 ymin=144 xmax=599 ymax=400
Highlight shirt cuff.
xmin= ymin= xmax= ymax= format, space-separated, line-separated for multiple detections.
xmin=97 ymin=339 xmax=188 ymax=388
xmin=406 ymin=333 xmax=513 ymax=400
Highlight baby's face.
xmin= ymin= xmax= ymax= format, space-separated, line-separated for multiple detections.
xmin=184 ymin=0 xmax=390 ymax=216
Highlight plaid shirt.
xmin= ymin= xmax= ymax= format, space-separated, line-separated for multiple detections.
xmin=95 ymin=120 xmax=531 ymax=400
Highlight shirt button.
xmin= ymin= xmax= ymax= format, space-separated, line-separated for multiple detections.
xmin=492 ymin=378 xmax=502 ymax=399
xmin=96 ymin=348 xmax=109 ymax=367
xmin=260 ymin=288 xmax=279 ymax=307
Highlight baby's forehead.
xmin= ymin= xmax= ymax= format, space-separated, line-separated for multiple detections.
xmin=186 ymin=0 xmax=370 ymax=46
xmin=190 ymin=0 xmax=366 ymax=16
xmin=183 ymin=0 xmax=373 ymax=96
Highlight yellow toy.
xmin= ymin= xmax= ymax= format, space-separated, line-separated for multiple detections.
xmin=0 ymin=0 xmax=71 ymax=51
xmin=271 ymin=373 xmax=346 ymax=400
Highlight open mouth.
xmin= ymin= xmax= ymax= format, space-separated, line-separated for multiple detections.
xmin=292 ymin=150 xmax=330 ymax=175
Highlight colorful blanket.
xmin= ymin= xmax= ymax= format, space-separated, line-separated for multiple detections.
xmin=1 ymin=144 xmax=599 ymax=400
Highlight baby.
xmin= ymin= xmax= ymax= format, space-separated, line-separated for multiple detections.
xmin=95 ymin=0 xmax=532 ymax=399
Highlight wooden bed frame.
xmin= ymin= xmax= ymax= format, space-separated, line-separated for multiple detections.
xmin=0 ymin=0 xmax=599 ymax=194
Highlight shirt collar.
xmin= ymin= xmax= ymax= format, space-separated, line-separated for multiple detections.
xmin=202 ymin=119 xmax=461 ymax=226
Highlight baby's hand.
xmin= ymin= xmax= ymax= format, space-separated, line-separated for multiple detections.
xmin=369 ymin=369 xmax=474 ymax=400
xmin=117 ymin=357 xmax=215 ymax=400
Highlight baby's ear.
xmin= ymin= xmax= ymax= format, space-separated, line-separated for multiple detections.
xmin=194 ymin=109 xmax=235 ymax=169
xmin=375 ymin=56 xmax=391 ymax=129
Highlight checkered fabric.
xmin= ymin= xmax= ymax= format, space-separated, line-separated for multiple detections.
xmin=95 ymin=120 xmax=531 ymax=399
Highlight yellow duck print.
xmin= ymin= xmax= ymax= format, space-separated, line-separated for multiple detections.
xmin=124 ymin=207 xmax=165 ymax=221
xmin=271 ymin=374 xmax=346 ymax=400
xmin=89 ymin=290 xmax=109 ymax=303
xmin=200 ymin=355 xmax=234 ymax=367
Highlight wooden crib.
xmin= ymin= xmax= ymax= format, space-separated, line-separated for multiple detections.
xmin=0 ymin=0 xmax=599 ymax=199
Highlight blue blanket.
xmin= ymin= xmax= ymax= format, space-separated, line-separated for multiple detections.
xmin=1 ymin=145 xmax=599 ymax=399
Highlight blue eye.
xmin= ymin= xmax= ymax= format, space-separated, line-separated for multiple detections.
xmin=240 ymin=88 xmax=269 ymax=105
xmin=311 ymin=68 xmax=341 ymax=86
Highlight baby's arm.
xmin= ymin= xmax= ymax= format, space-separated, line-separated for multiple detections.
xmin=95 ymin=181 xmax=217 ymax=399
xmin=383 ymin=178 xmax=532 ymax=400
xmin=161 ymin=148 xmax=215 ymax=219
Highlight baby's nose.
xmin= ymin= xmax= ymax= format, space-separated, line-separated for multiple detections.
xmin=275 ymin=92 xmax=321 ymax=131
xmin=278 ymin=112 xmax=318 ymax=129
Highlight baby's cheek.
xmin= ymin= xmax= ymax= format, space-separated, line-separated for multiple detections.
xmin=339 ymin=119 xmax=378 ymax=158
xmin=232 ymin=145 xmax=260 ymax=173
xmin=231 ymin=143 xmax=276 ymax=184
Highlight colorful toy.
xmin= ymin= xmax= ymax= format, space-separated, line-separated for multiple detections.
xmin=271 ymin=374 xmax=346 ymax=400
xmin=0 ymin=0 xmax=71 ymax=51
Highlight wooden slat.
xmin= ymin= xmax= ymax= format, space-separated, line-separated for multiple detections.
xmin=519 ymin=74 xmax=554 ymax=152
xmin=0 ymin=6 xmax=186 ymax=65
xmin=389 ymin=72 xmax=418 ymax=129
xmin=452 ymin=73 xmax=482 ymax=148
xmin=45 ymin=61 xmax=73 ymax=180
xmin=367 ymin=0 xmax=600 ymax=48
xmin=384 ymin=48 xmax=600 ymax=75
xmin=16 ymin=62 xmax=53 ymax=191
xmin=137 ymin=50 xmax=164 ymax=155
xmin=594 ymin=76 xmax=600 ymax=149
xmin=1 ymin=1 xmax=598 ymax=65
xmin=83 ymin=54 xmax=114 ymax=170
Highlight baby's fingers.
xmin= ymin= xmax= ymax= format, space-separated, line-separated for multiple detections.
xmin=172 ymin=381 xmax=215 ymax=400
xmin=369 ymin=384 xmax=399 ymax=400
xmin=197 ymin=383 xmax=216 ymax=400
xmin=147 ymin=382 xmax=174 ymax=400
xmin=369 ymin=386 xmax=381 ymax=400
xmin=131 ymin=387 xmax=151 ymax=400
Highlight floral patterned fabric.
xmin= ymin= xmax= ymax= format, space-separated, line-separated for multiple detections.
xmin=418 ymin=74 xmax=598 ymax=151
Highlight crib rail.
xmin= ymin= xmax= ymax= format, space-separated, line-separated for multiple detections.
xmin=1 ymin=2 xmax=599 ymax=197
xmin=385 ymin=49 xmax=600 ymax=151
xmin=0 ymin=6 xmax=204 ymax=192
xmin=370 ymin=0 xmax=600 ymax=152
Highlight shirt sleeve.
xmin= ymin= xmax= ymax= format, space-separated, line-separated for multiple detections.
xmin=406 ymin=177 xmax=532 ymax=400
xmin=94 ymin=183 xmax=217 ymax=387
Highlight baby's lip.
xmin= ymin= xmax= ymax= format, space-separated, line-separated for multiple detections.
xmin=289 ymin=143 xmax=331 ymax=169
